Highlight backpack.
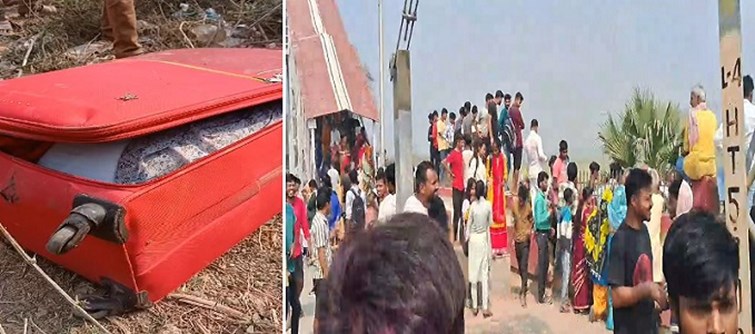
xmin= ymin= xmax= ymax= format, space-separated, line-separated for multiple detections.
xmin=501 ymin=117 xmax=517 ymax=149
xmin=349 ymin=188 xmax=366 ymax=233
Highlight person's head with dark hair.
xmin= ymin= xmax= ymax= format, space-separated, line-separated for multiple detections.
xmin=375 ymin=168 xmax=388 ymax=199
xmin=428 ymin=112 xmax=434 ymax=124
xmin=609 ymin=162 xmax=622 ymax=180
xmin=530 ymin=118 xmax=539 ymax=131
xmin=667 ymin=178 xmax=683 ymax=219
xmin=453 ymin=132 xmax=464 ymax=150
xmin=567 ymin=162 xmax=578 ymax=182
xmin=517 ymin=183 xmax=529 ymax=207
xmin=465 ymin=178 xmax=476 ymax=201
xmin=316 ymin=187 xmax=332 ymax=213
xmin=286 ymin=173 xmax=300 ymax=200
xmin=537 ymin=171 xmax=549 ymax=192
xmin=494 ymin=90 xmax=504 ymax=105
xmin=663 ymin=211 xmax=739 ymax=333
xmin=581 ymin=186 xmax=592 ymax=203
xmin=414 ymin=161 xmax=439 ymax=203
xmin=432 ymin=110 xmax=439 ymax=117
xmin=316 ymin=213 xmax=466 ymax=333
xmin=625 ymin=168 xmax=653 ymax=224
xmin=471 ymin=105 xmax=478 ymax=115
xmin=474 ymin=180 xmax=486 ymax=201
xmin=514 ymin=92 xmax=524 ymax=106
xmin=449 ymin=112 xmax=457 ymax=124
xmin=744 ymin=74 xmax=753 ymax=102
xmin=464 ymin=101 xmax=471 ymax=112
xmin=490 ymin=137 xmax=501 ymax=155
xmin=320 ymin=175 xmax=333 ymax=191
xmin=589 ymin=161 xmax=600 ymax=175
xmin=475 ymin=139 xmax=487 ymax=158
xmin=503 ymin=93 xmax=512 ymax=108
xmin=485 ymin=93 xmax=494 ymax=103
xmin=558 ymin=140 xmax=568 ymax=159
xmin=564 ymin=187 xmax=575 ymax=206
xmin=385 ymin=163 xmax=396 ymax=193
xmin=427 ymin=196 xmax=449 ymax=233
xmin=348 ymin=169 xmax=359 ymax=185
xmin=441 ymin=108 xmax=448 ymax=121
xmin=458 ymin=106 xmax=466 ymax=118
xmin=308 ymin=179 xmax=318 ymax=192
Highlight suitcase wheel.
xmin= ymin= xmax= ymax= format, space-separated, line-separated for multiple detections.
xmin=46 ymin=225 xmax=78 ymax=255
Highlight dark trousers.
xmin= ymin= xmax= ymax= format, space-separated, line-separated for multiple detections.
xmin=287 ymin=275 xmax=301 ymax=333
xmin=452 ymin=188 xmax=464 ymax=242
xmin=515 ymin=241 xmax=530 ymax=295
xmin=535 ymin=231 xmax=550 ymax=302
xmin=430 ymin=146 xmax=440 ymax=171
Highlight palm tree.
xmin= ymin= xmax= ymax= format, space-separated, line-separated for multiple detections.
xmin=598 ymin=88 xmax=683 ymax=175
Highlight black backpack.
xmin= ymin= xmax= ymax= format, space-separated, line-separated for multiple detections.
xmin=349 ymin=189 xmax=366 ymax=233
xmin=501 ymin=117 xmax=517 ymax=149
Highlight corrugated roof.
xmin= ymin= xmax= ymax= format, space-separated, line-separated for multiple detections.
xmin=287 ymin=0 xmax=379 ymax=121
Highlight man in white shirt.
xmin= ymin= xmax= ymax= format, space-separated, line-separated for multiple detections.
xmin=327 ymin=161 xmax=340 ymax=191
xmin=437 ymin=109 xmax=450 ymax=182
xmin=714 ymin=75 xmax=755 ymax=205
xmin=524 ymin=119 xmax=548 ymax=208
xmin=344 ymin=170 xmax=363 ymax=222
xmin=377 ymin=164 xmax=397 ymax=221
xmin=404 ymin=161 xmax=439 ymax=215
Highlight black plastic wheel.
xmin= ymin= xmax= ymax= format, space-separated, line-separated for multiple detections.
xmin=46 ymin=225 xmax=77 ymax=255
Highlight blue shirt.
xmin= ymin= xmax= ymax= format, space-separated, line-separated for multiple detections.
xmin=498 ymin=106 xmax=510 ymax=134
xmin=328 ymin=191 xmax=341 ymax=230
xmin=534 ymin=189 xmax=551 ymax=231
xmin=285 ymin=203 xmax=296 ymax=273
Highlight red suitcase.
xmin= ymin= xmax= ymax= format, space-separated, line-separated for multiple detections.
xmin=0 ymin=48 xmax=283 ymax=317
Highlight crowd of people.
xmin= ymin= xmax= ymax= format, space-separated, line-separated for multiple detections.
xmin=284 ymin=77 xmax=755 ymax=333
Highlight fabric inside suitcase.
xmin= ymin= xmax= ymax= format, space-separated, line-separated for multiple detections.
xmin=36 ymin=101 xmax=282 ymax=184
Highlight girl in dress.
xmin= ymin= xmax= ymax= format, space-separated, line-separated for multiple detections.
xmin=467 ymin=180 xmax=494 ymax=318
xmin=487 ymin=139 xmax=508 ymax=255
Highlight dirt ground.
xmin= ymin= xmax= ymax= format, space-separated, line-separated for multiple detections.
xmin=0 ymin=217 xmax=282 ymax=334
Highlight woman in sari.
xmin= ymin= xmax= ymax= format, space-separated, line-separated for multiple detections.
xmin=487 ymin=138 xmax=508 ymax=256
xmin=572 ymin=187 xmax=594 ymax=313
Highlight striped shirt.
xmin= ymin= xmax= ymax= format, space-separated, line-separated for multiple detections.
xmin=311 ymin=212 xmax=332 ymax=280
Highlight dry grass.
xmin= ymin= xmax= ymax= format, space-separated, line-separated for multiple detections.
xmin=0 ymin=216 xmax=283 ymax=334
xmin=0 ymin=0 xmax=283 ymax=78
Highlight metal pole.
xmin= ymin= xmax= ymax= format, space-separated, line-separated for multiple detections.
xmin=378 ymin=0 xmax=385 ymax=166
xmin=717 ymin=0 xmax=751 ymax=331
xmin=393 ymin=50 xmax=412 ymax=212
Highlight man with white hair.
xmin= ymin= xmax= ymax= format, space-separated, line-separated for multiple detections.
xmin=715 ymin=75 xmax=755 ymax=205
xmin=680 ymin=84 xmax=719 ymax=213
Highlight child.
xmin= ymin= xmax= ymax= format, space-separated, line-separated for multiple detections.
xmin=558 ymin=188 xmax=575 ymax=312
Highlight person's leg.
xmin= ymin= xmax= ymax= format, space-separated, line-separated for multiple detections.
xmin=561 ymin=245 xmax=571 ymax=308
xmin=470 ymin=278 xmax=479 ymax=312
xmin=287 ymin=276 xmax=302 ymax=333
xmin=513 ymin=147 xmax=522 ymax=187
xmin=452 ymin=188 xmax=463 ymax=242
xmin=104 ymin=0 xmax=143 ymax=58
xmin=536 ymin=232 xmax=548 ymax=303
xmin=481 ymin=264 xmax=491 ymax=316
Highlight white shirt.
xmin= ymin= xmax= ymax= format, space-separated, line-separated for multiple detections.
xmin=524 ymin=130 xmax=548 ymax=179
xmin=403 ymin=195 xmax=428 ymax=215
xmin=344 ymin=185 xmax=361 ymax=220
xmin=465 ymin=156 xmax=487 ymax=185
xmin=715 ymin=98 xmax=755 ymax=170
xmin=377 ymin=193 xmax=397 ymax=221
xmin=327 ymin=168 xmax=340 ymax=189
xmin=462 ymin=149 xmax=474 ymax=184
xmin=330 ymin=129 xmax=341 ymax=147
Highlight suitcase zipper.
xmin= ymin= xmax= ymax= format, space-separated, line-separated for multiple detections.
xmin=0 ymin=86 xmax=281 ymax=143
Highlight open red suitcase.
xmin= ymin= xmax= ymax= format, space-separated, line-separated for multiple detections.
xmin=0 ymin=48 xmax=283 ymax=316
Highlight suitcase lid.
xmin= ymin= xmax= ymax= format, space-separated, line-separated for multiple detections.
xmin=0 ymin=48 xmax=282 ymax=143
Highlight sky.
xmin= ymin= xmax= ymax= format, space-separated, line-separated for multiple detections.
xmin=336 ymin=0 xmax=755 ymax=163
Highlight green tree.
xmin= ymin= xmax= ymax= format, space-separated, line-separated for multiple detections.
xmin=598 ymin=88 xmax=683 ymax=175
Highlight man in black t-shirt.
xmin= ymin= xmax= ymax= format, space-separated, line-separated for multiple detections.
xmin=607 ymin=168 xmax=667 ymax=333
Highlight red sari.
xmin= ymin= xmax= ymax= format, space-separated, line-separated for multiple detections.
xmin=488 ymin=152 xmax=508 ymax=255
xmin=572 ymin=199 xmax=594 ymax=311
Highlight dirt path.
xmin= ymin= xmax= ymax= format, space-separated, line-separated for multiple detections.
xmin=0 ymin=218 xmax=282 ymax=334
